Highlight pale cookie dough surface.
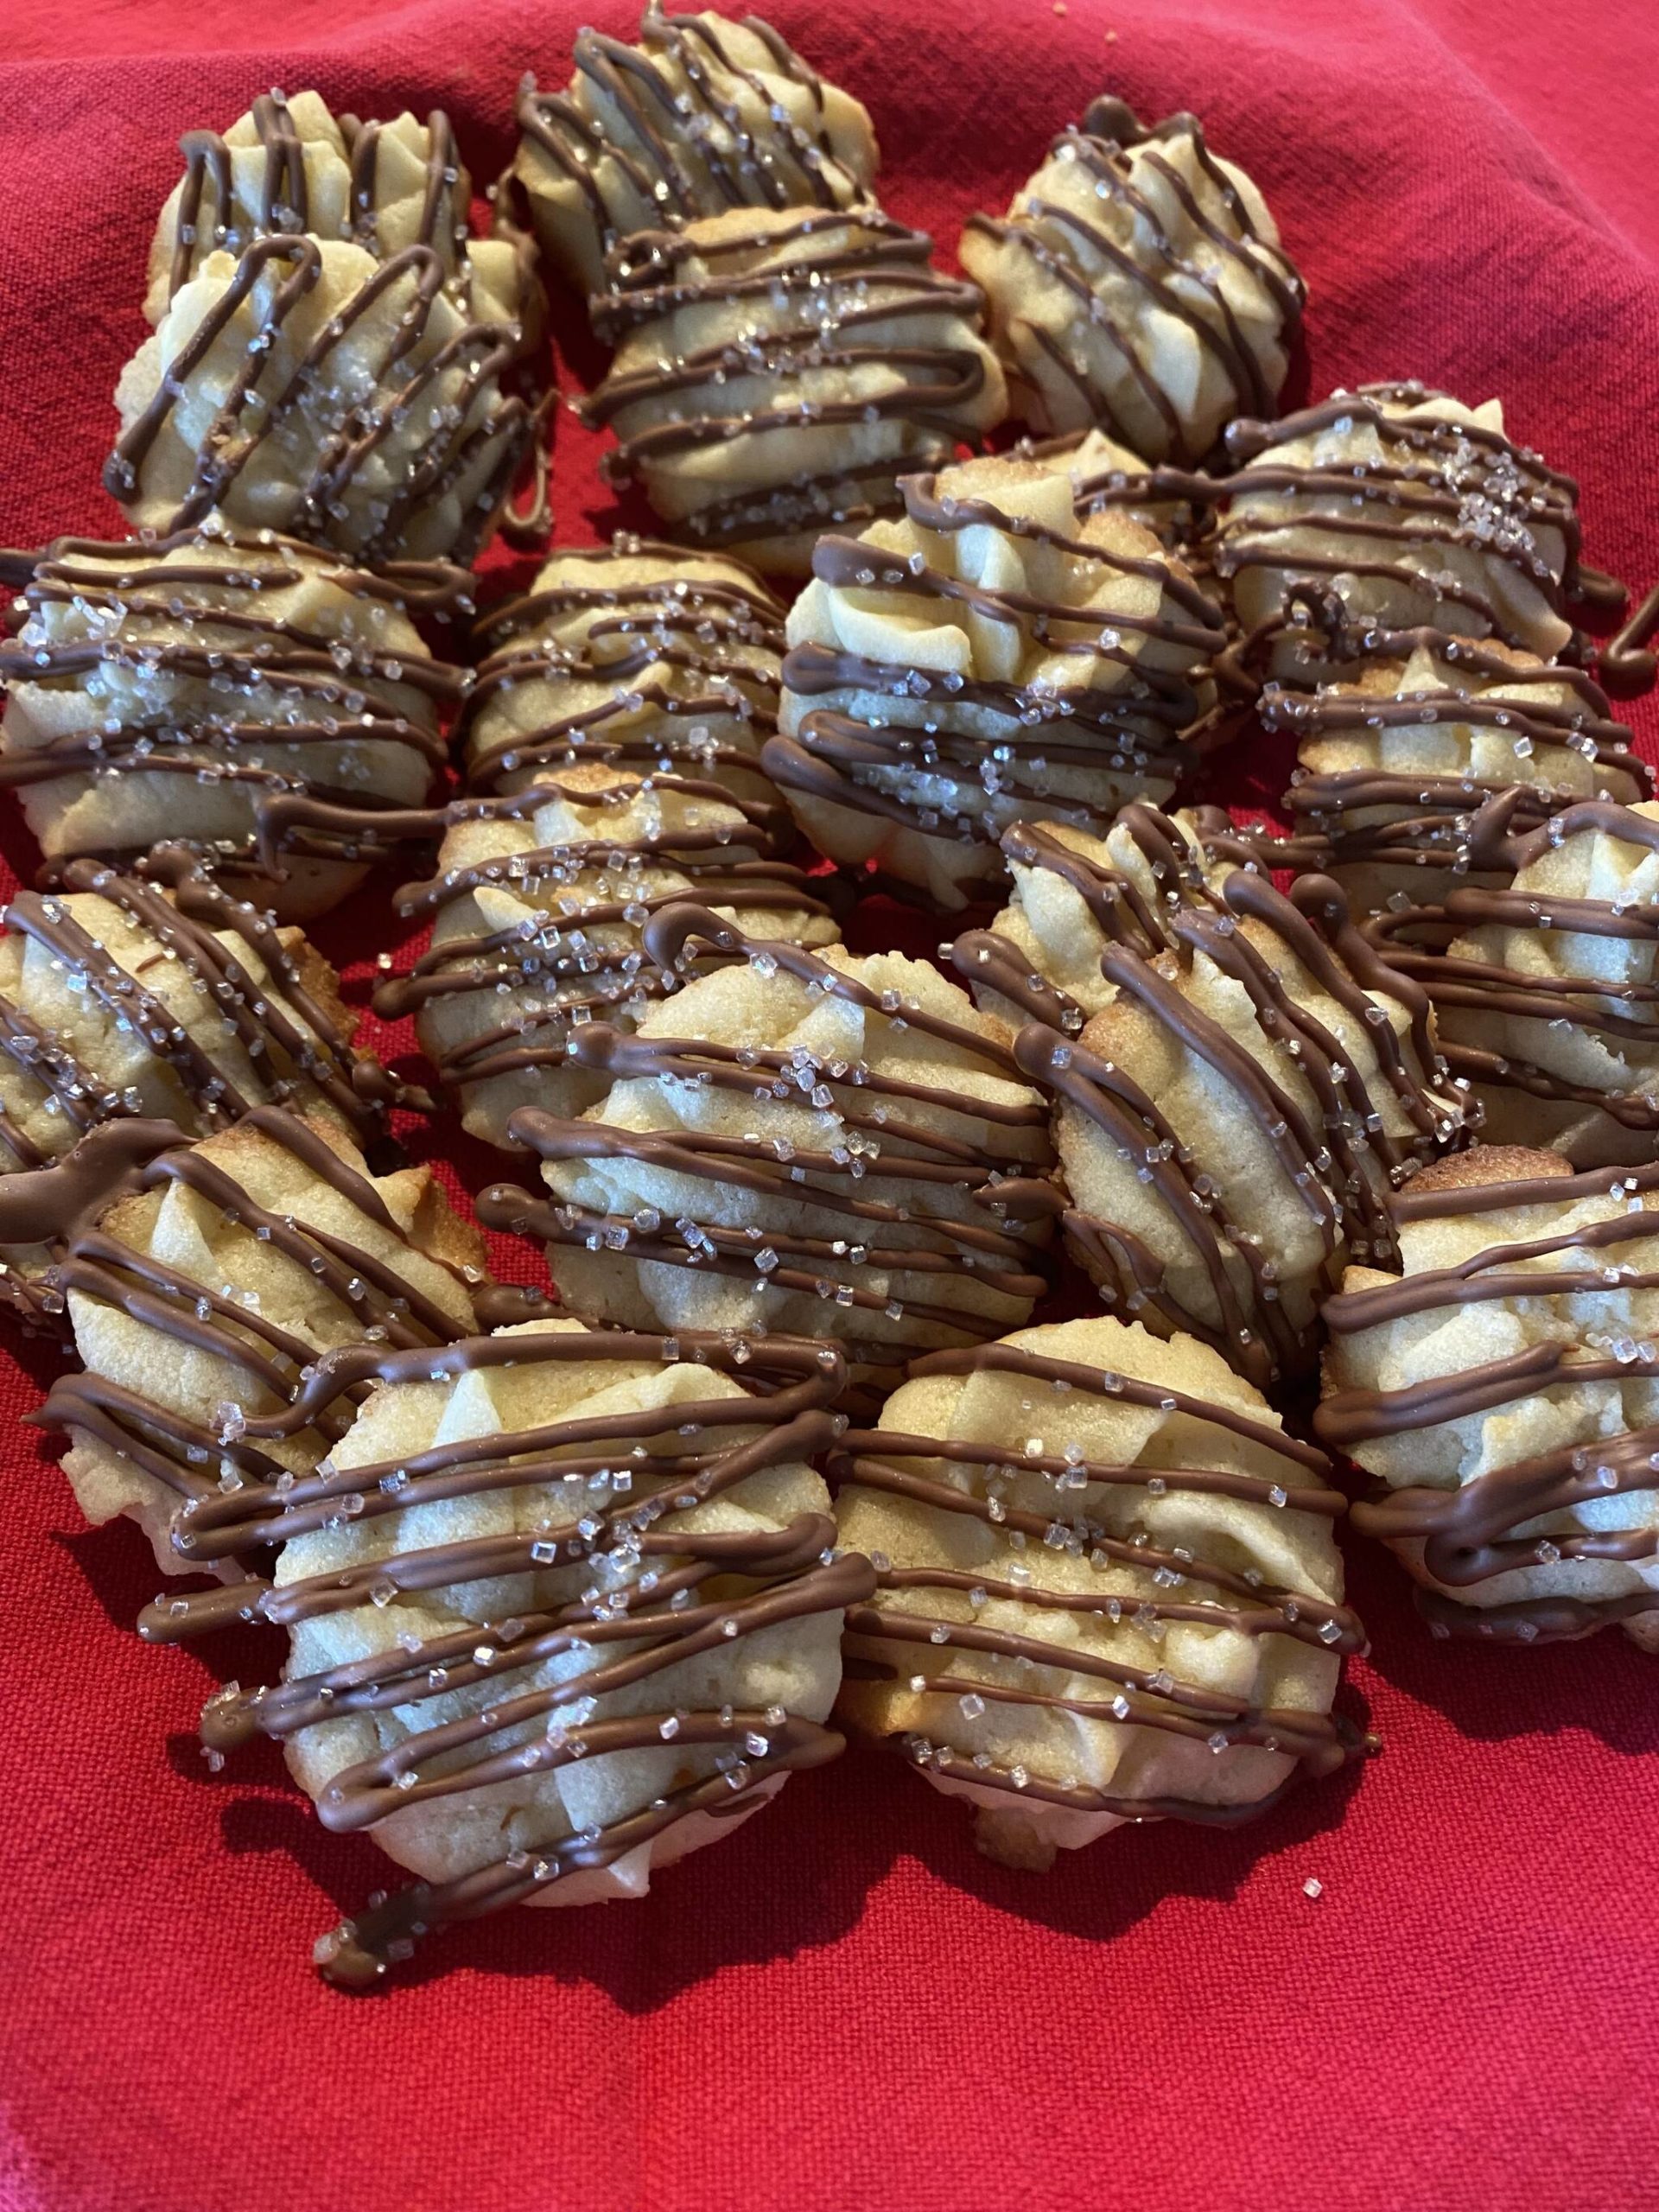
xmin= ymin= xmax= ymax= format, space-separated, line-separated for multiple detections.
xmin=1269 ymin=624 xmax=1647 ymax=914
xmin=377 ymin=765 xmax=840 ymax=1145
xmin=961 ymin=100 xmax=1302 ymax=461
xmin=462 ymin=538 xmax=789 ymax=802
xmin=0 ymin=529 xmax=463 ymax=920
xmin=1319 ymin=1145 xmax=1659 ymax=1646
xmin=584 ymin=204 xmax=1006 ymax=579
xmin=1216 ymin=385 xmax=1579 ymax=671
xmin=987 ymin=810 xmax=1465 ymax=1389
xmin=836 ymin=1313 xmax=1357 ymax=1869
xmin=770 ymin=454 xmax=1223 ymax=908
xmin=145 ymin=88 xmax=482 ymax=324
xmin=110 ymin=232 xmax=537 ymax=564
xmin=1368 ymin=800 xmax=1659 ymax=1166
xmin=486 ymin=918 xmax=1055 ymax=1397
xmin=45 ymin=1110 xmax=486 ymax=1571
xmin=514 ymin=4 xmax=879 ymax=299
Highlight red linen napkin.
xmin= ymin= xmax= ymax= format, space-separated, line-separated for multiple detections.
xmin=0 ymin=4 xmax=1656 ymax=2209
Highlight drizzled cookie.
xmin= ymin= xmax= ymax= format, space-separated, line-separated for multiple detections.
xmin=33 ymin=1108 xmax=490 ymax=1567
xmin=1269 ymin=609 xmax=1648 ymax=912
xmin=1367 ymin=799 xmax=1659 ymax=1165
xmin=1215 ymin=385 xmax=1582 ymax=677
xmin=514 ymin=5 xmax=878 ymax=300
xmin=966 ymin=804 xmax=1465 ymax=1388
xmin=135 ymin=1318 xmax=872 ymax=1982
xmin=145 ymin=87 xmax=510 ymax=326
xmin=962 ymin=98 xmax=1303 ymax=463
xmin=479 ymin=905 xmax=1057 ymax=1400
xmin=372 ymin=769 xmax=840 ymax=1145
xmin=461 ymin=537 xmax=789 ymax=800
xmin=768 ymin=454 xmax=1225 ymax=908
xmin=0 ymin=850 xmax=402 ymax=1328
xmin=582 ymin=206 xmax=1006 ymax=577
xmin=109 ymin=219 xmax=541 ymax=564
xmin=836 ymin=1314 xmax=1363 ymax=1869
xmin=1319 ymin=1146 xmax=1659 ymax=1647
xmin=0 ymin=528 xmax=467 ymax=919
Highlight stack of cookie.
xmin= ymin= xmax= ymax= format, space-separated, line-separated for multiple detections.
xmin=2 ymin=4 xmax=1653 ymax=1986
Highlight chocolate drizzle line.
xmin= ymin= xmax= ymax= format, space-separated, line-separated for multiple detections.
xmin=166 ymin=92 xmax=473 ymax=304
xmin=32 ymin=1103 xmax=486 ymax=1499
xmin=1363 ymin=800 xmax=1659 ymax=1135
xmin=1600 ymin=582 xmax=1659 ymax=700
xmin=479 ymin=906 xmax=1057 ymax=1384
xmin=766 ymin=474 xmax=1225 ymax=850
xmin=995 ymin=817 xmax=1460 ymax=1387
xmin=1216 ymin=384 xmax=1583 ymax=658
xmin=1317 ymin=1158 xmax=1659 ymax=1643
xmin=517 ymin=4 xmax=868 ymax=284
xmin=963 ymin=100 xmax=1302 ymax=464
xmin=124 ymin=1325 xmax=870 ymax=1984
xmin=836 ymin=1338 xmax=1364 ymax=1823
xmin=462 ymin=538 xmax=786 ymax=794
xmin=582 ymin=208 xmax=997 ymax=556
xmin=106 ymin=233 xmax=538 ymax=566
xmin=1266 ymin=606 xmax=1647 ymax=877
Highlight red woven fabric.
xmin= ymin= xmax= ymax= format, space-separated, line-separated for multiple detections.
xmin=2 ymin=4 xmax=1657 ymax=2209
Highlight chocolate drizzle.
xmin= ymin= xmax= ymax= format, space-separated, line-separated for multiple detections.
xmin=118 ymin=1325 xmax=871 ymax=1983
xmin=962 ymin=101 xmax=1303 ymax=462
xmin=996 ymin=814 xmax=1461 ymax=1386
xmin=1216 ymin=385 xmax=1583 ymax=665
xmin=766 ymin=473 xmax=1225 ymax=871
xmin=836 ymin=1337 xmax=1365 ymax=1825
xmin=1600 ymin=582 xmax=1659 ymax=700
xmin=478 ymin=906 xmax=1056 ymax=1388
xmin=582 ymin=208 xmax=1001 ymax=562
xmin=1318 ymin=1154 xmax=1659 ymax=1643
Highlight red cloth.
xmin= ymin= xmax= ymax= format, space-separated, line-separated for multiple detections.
xmin=2 ymin=5 xmax=1657 ymax=2209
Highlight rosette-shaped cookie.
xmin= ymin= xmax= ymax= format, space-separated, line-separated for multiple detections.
xmin=961 ymin=98 xmax=1303 ymax=463
xmin=33 ymin=1109 xmax=490 ymax=1567
xmin=1319 ymin=1147 xmax=1659 ymax=1647
xmin=1215 ymin=385 xmax=1581 ymax=674
xmin=480 ymin=906 xmax=1056 ymax=1400
xmin=0 ymin=851 xmax=401 ymax=1329
xmin=146 ymin=89 xmax=488 ymax=323
xmin=1367 ymin=800 xmax=1659 ymax=1166
xmin=108 ymin=222 xmax=539 ymax=564
xmin=1269 ymin=613 xmax=1648 ymax=912
xmin=766 ymin=455 xmax=1225 ymax=908
xmin=514 ymin=5 xmax=879 ymax=300
xmin=970 ymin=807 xmax=1465 ymax=1388
xmin=582 ymin=206 xmax=1006 ymax=578
xmin=835 ymin=1315 xmax=1363 ymax=1869
xmin=461 ymin=538 xmax=788 ymax=799
xmin=1032 ymin=425 xmax=1211 ymax=551
xmin=372 ymin=768 xmax=840 ymax=1144
xmin=0 ymin=528 xmax=466 ymax=919
xmin=133 ymin=1319 xmax=871 ymax=1982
